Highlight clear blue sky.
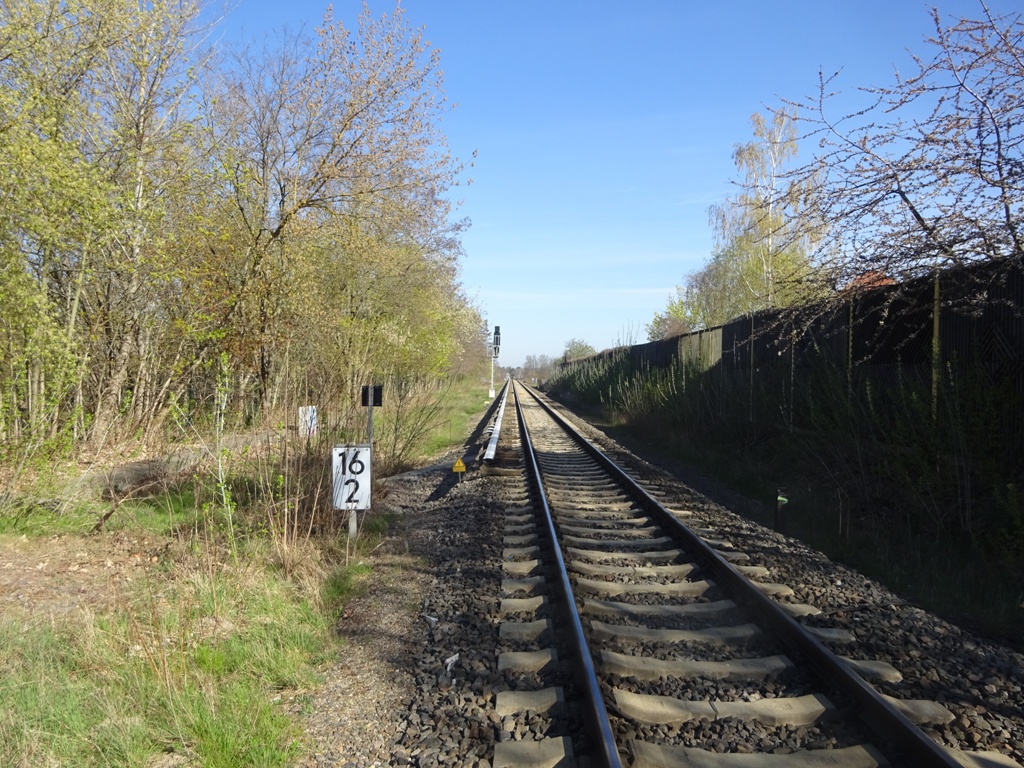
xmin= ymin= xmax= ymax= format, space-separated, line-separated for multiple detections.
xmin=216 ymin=0 xmax=1018 ymax=368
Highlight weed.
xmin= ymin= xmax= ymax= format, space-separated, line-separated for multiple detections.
xmin=321 ymin=561 xmax=373 ymax=620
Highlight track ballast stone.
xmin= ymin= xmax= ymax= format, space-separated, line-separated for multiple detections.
xmin=296 ymin=411 xmax=1024 ymax=766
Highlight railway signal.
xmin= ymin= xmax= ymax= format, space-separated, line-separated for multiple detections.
xmin=489 ymin=325 xmax=500 ymax=398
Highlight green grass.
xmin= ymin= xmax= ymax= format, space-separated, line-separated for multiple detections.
xmin=416 ymin=380 xmax=491 ymax=459
xmin=0 ymin=374 xmax=487 ymax=766
xmin=617 ymin=421 xmax=1024 ymax=647
xmin=0 ymin=539 xmax=331 ymax=767
xmin=788 ymin=496 xmax=1024 ymax=644
xmin=0 ymin=496 xmax=102 ymax=535
xmin=361 ymin=510 xmax=396 ymax=538
xmin=112 ymin=486 xmax=199 ymax=535
xmin=0 ymin=484 xmax=200 ymax=537
xmin=321 ymin=561 xmax=373 ymax=619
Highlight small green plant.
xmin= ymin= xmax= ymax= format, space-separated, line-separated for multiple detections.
xmin=361 ymin=510 xmax=395 ymax=537
xmin=214 ymin=353 xmax=238 ymax=560
xmin=112 ymin=486 xmax=198 ymax=534
xmin=321 ymin=561 xmax=372 ymax=620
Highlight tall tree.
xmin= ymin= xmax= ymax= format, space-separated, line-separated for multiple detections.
xmin=520 ymin=354 xmax=555 ymax=382
xmin=81 ymin=0 xmax=208 ymax=445
xmin=650 ymin=110 xmax=817 ymax=337
xmin=645 ymin=302 xmax=690 ymax=341
xmin=203 ymin=3 xmax=465 ymax=411
xmin=563 ymin=338 xmax=597 ymax=360
xmin=0 ymin=0 xmax=128 ymax=441
xmin=0 ymin=0 xmax=479 ymax=456
xmin=708 ymin=109 xmax=819 ymax=314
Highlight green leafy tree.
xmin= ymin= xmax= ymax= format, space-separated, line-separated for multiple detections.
xmin=563 ymin=338 xmax=597 ymax=361
xmin=708 ymin=109 xmax=817 ymax=311
xmin=0 ymin=0 xmax=128 ymax=442
xmin=645 ymin=293 xmax=690 ymax=341
xmin=202 ymin=3 xmax=466 ymax=412
xmin=81 ymin=0 xmax=208 ymax=445
xmin=0 ymin=0 xmax=481 ymax=458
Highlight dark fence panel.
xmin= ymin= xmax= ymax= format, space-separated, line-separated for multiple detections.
xmin=554 ymin=258 xmax=1024 ymax=542
xmin=569 ymin=259 xmax=1024 ymax=396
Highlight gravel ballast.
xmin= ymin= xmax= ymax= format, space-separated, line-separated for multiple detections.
xmin=292 ymin=419 xmax=1024 ymax=767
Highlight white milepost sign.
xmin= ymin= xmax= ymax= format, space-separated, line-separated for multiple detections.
xmin=332 ymin=444 xmax=372 ymax=511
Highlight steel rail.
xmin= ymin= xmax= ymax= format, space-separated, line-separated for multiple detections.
xmin=520 ymin=383 xmax=963 ymax=768
xmin=512 ymin=382 xmax=622 ymax=768
xmin=483 ymin=380 xmax=511 ymax=463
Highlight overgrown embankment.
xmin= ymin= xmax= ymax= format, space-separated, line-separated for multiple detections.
xmin=548 ymin=272 xmax=1024 ymax=647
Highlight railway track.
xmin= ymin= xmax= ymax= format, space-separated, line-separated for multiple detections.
xmin=486 ymin=380 xmax=1021 ymax=768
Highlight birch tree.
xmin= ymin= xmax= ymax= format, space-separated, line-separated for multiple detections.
xmin=708 ymin=109 xmax=818 ymax=312
xmin=650 ymin=110 xmax=816 ymax=337
xmin=564 ymin=339 xmax=597 ymax=360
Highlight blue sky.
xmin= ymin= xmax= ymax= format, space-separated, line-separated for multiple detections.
xmin=216 ymin=0 xmax=1018 ymax=368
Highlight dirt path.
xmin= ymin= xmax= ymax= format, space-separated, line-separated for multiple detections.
xmin=0 ymin=530 xmax=169 ymax=621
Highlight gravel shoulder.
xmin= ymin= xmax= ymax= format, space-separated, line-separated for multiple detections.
xmin=292 ymin=462 xmax=494 ymax=768
xmin=290 ymin=543 xmax=431 ymax=768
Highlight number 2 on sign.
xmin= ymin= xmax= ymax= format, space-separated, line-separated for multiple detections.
xmin=332 ymin=444 xmax=372 ymax=510
xmin=341 ymin=477 xmax=359 ymax=504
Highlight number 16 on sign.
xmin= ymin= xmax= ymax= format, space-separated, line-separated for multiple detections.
xmin=332 ymin=444 xmax=371 ymax=538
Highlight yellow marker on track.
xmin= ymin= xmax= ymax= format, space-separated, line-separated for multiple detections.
xmin=453 ymin=458 xmax=466 ymax=481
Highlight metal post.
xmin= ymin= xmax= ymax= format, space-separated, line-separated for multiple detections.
xmin=367 ymin=394 xmax=374 ymax=444
xmin=775 ymin=488 xmax=788 ymax=535
xmin=350 ymin=389 xmax=375 ymax=540
xmin=489 ymin=354 xmax=495 ymax=398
